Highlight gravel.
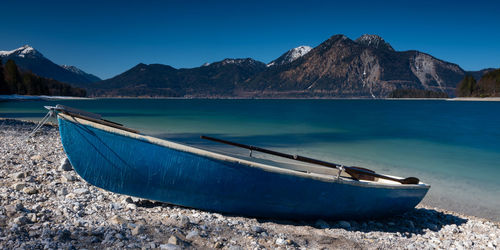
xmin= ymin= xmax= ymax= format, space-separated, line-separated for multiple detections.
xmin=1 ymin=118 xmax=499 ymax=249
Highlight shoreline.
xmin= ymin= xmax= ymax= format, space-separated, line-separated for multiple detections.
xmin=2 ymin=94 xmax=500 ymax=101
xmin=447 ymin=97 xmax=500 ymax=101
xmin=1 ymin=118 xmax=498 ymax=248
xmin=0 ymin=94 xmax=92 ymax=101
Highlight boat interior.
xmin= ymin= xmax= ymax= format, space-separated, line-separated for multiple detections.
xmin=192 ymin=145 xmax=413 ymax=185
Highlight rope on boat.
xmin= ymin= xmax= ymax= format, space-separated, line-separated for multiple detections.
xmin=337 ymin=165 xmax=344 ymax=179
xmin=0 ymin=119 xmax=6 ymax=131
xmin=25 ymin=108 xmax=55 ymax=140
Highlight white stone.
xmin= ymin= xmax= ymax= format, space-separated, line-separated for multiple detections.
xmin=186 ymin=230 xmax=199 ymax=240
xmin=275 ymin=238 xmax=286 ymax=245
xmin=12 ymin=183 xmax=26 ymax=191
xmin=73 ymin=188 xmax=89 ymax=195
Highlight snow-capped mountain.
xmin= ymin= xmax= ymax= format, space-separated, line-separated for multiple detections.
xmin=0 ymin=45 xmax=100 ymax=86
xmin=61 ymin=65 xmax=101 ymax=83
xmin=61 ymin=65 xmax=86 ymax=74
xmin=202 ymin=58 xmax=265 ymax=67
xmin=219 ymin=58 xmax=263 ymax=66
xmin=354 ymin=34 xmax=394 ymax=51
xmin=267 ymin=46 xmax=312 ymax=67
xmin=0 ymin=45 xmax=44 ymax=58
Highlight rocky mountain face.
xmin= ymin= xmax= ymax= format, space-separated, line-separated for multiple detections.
xmin=241 ymin=35 xmax=465 ymax=98
xmin=90 ymin=58 xmax=266 ymax=97
xmin=354 ymin=34 xmax=394 ymax=51
xmin=0 ymin=45 xmax=101 ymax=86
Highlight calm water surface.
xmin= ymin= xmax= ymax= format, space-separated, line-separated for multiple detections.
xmin=1 ymin=99 xmax=499 ymax=220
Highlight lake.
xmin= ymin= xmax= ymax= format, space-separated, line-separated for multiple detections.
xmin=1 ymin=98 xmax=499 ymax=221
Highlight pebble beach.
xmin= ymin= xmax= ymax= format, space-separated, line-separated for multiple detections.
xmin=0 ymin=118 xmax=499 ymax=249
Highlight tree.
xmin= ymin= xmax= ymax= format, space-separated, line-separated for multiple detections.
xmin=388 ymin=88 xmax=448 ymax=98
xmin=477 ymin=69 xmax=500 ymax=97
xmin=0 ymin=60 xmax=9 ymax=94
xmin=0 ymin=59 xmax=85 ymax=97
xmin=23 ymin=73 xmax=40 ymax=95
xmin=3 ymin=60 xmax=22 ymax=94
xmin=456 ymin=75 xmax=477 ymax=97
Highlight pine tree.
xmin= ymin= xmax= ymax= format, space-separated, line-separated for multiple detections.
xmin=0 ymin=60 xmax=9 ymax=94
xmin=477 ymin=69 xmax=500 ymax=97
xmin=0 ymin=59 xmax=85 ymax=97
xmin=4 ymin=60 xmax=22 ymax=94
xmin=23 ymin=73 xmax=38 ymax=95
xmin=456 ymin=75 xmax=477 ymax=97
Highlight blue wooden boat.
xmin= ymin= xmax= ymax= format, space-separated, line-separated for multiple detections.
xmin=50 ymin=105 xmax=429 ymax=220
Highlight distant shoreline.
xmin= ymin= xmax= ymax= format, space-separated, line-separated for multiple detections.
xmin=447 ymin=97 xmax=500 ymax=101
xmin=2 ymin=94 xmax=500 ymax=101
xmin=0 ymin=94 xmax=92 ymax=101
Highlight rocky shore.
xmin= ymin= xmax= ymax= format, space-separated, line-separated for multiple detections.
xmin=0 ymin=118 xmax=499 ymax=249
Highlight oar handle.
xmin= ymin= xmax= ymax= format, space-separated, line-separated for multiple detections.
xmin=201 ymin=135 xmax=292 ymax=159
xmin=201 ymin=135 xmax=420 ymax=185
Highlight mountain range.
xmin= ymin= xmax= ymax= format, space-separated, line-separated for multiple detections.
xmin=0 ymin=45 xmax=100 ymax=86
xmin=1 ymin=35 xmax=495 ymax=98
xmin=91 ymin=58 xmax=268 ymax=97
xmin=90 ymin=34 xmax=474 ymax=98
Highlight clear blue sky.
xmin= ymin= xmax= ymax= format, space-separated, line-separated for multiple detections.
xmin=1 ymin=0 xmax=499 ymax=79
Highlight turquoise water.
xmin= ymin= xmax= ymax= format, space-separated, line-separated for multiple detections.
xmin=1 ymin=99 xmax=499 ymax=220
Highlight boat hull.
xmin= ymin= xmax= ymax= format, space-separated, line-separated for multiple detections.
xmin=58 ymin=114 xmax=429 ymax=220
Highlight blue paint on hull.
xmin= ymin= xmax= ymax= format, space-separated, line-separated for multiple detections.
xmin=58 ymin=116 xmax=429 ymax=220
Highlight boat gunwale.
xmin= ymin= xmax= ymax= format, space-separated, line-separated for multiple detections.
xmin=57 ymin=112 xmax=430 ymax=190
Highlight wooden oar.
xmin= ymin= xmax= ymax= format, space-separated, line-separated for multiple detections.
xmin=201 ymin=135 xmax=419 ymax=185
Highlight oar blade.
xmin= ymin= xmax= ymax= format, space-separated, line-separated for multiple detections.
xmin=401 ymin=177 xmax=420 ymax=185
xmin=348 ymin=166 xmax=377 ymax=181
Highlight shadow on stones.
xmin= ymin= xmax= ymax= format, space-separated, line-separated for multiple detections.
xmin=255 ymin=207 xmax=468 ymax=236
xmin=134 ymin=199 xmax=169 ymax=208
xmin=129 ymin=197 xmax=467 ymax=237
